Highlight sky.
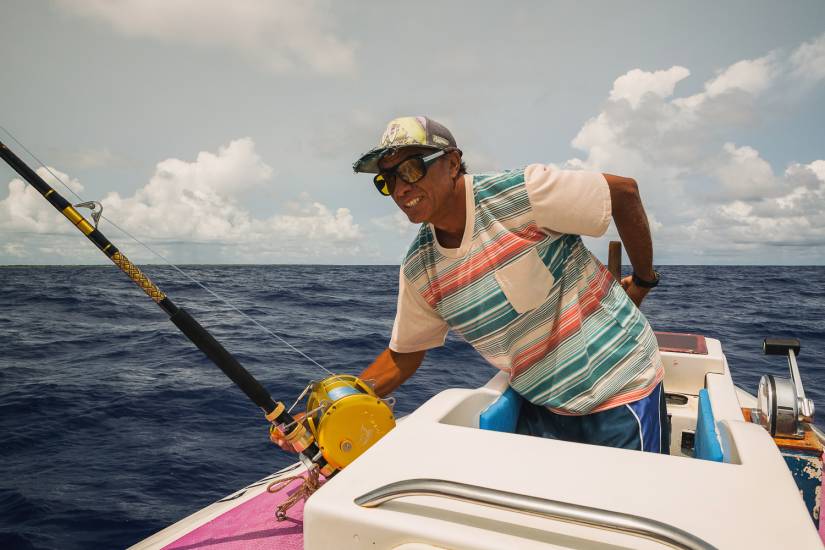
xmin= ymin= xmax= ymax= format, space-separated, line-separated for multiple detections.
xmin=0 ymin=1 xmax=824 ymax=265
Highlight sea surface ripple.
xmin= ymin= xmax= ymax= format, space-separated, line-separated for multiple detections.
xmin=0 ymin=265 xmax=823 ymax=549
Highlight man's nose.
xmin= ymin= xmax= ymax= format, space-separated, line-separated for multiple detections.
xmin=392 ymin=177 xmax=415 ymax=199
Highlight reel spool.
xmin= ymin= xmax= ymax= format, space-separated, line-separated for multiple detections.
xmin=305 ymin=375 xmax=396 ymax=471
xmin=755 ymin=338 xmax=815 ymax=439
xmin=757 ymin=374 xmax=800 ymax=437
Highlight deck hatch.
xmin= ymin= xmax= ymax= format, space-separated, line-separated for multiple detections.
xmin=656 ymin=332 xmax=708 ymax=355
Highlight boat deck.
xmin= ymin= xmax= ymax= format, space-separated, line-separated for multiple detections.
xmin=133 ymin=337 xmax=824 ymax=549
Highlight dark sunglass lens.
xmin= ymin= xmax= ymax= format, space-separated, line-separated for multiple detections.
xmin=397 ymin=157 xmax=426 ymax=183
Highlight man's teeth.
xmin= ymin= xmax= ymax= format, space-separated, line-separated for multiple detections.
xmin=405 ymin=197 xmax=422 ymax=208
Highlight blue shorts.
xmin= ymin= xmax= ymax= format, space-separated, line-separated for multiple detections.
xmin=516 ymin=383 xmax=670 ymax=454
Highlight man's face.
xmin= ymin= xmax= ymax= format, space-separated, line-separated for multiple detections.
xmin=378 ymin=147 xmax=457 ymax=225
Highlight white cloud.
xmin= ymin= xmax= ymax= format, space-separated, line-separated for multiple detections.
xmin=693 ymin=162 xmax=825 ymax=247
xmin=660 ymin=158 xmax=825 ymax=257
xmin=572 ymin=55 xmax=781 ymax=179
xmin=704 ymin=55 xmax=776 ymax=97
xmin=0 ymin=139 xmax=365 ymax=262
xmin=55 ymin=0 xmax=356 ymax=75
xmin=100 ymin=138 xmax=269 ymax=241
xmin=713 ymin=143 xmax=780 ymax=201
xmin=790 ymin=32 xmax=825 ymax=82
xmin=808 ymin=160 xmax=825 ymax=181
xmin=3 ymin=243 xmax=26 ymax=257
xmin=647 ymin=213 xmax=663 ymax=233
xmin=567 ymin=34 xmax=825 ymax=261
xmin=261 ymin=195 xmax=361 ymax=243
xmin=0 ymin=167 xmax=83 ymax=234
xmin=372 ymin=211 xmax=417 ymax=238
xmin=609 ymin=66 xmax=690 ymax=108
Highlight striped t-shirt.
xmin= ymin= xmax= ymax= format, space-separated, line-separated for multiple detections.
xmin=389 ymin=165 xmax=663 ymax=415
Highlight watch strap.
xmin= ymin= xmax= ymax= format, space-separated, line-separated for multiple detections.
xmin=632 ymin=270 xmax=660 ymax=288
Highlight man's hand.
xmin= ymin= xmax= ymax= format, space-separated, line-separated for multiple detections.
xmin=270 ymin=411 xmax=306 ymax=453
xmin=620 ymin=275 xmax=650 ymax=308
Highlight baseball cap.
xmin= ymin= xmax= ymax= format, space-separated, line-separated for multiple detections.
xmin=352 ymin=116 xmax=458 ymax=174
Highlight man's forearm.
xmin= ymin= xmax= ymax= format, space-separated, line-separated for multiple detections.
xmin=604 ymin=174 xmax=655 ymax=279
xmin=359 ymin=348 xmax=426 ymax=397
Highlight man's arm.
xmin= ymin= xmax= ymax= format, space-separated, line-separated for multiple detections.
xmin=359 ymin=348 xmax=426 ymax=397
xmin=602 ymin=173 xmax=656 ymax=307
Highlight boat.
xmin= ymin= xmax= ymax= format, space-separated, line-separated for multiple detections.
xmin=2 ymin=137 xmax=822 ymax=549
xmin=132 ymin=332 xmax=825 ymax=549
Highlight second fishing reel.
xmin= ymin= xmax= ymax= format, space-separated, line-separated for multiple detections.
xmin=270 ymin=375 xmax=396 ymax=475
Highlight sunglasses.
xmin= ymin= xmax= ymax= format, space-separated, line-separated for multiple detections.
xmin=373 ymin=150 xmax=447 ymax=196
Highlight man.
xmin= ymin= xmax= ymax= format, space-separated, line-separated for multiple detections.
xmin=352 ymin=116 xmax=668 ymax=453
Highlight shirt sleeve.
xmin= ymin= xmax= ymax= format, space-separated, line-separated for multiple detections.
xmin=389 ymin=268 xmax=449 ymax=353
xmin=524 ymin=164 xmax=612 ymax=237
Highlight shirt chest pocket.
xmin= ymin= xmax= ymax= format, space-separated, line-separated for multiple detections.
xmin=494 ymin=248 xmax=556 ymax=314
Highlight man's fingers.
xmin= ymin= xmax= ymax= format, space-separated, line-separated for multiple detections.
xmin=271 ymin=411 xmax=307 ymax=453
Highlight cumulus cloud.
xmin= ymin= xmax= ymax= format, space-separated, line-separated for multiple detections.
xmin=609 ymin=66 xmax=690 ymax=108
xmin=568 ymin=33 xmax=825 ymax=261
xmin=100 ymin=138 xmax=270 ymax=242
xmin=3 ymin=243 xmax=26 ymax=257
xmin=571 ymin=55 xmax=783 ymax=180
xmin=686 ymin=160 xmax=825 ymax=250
xmin=712 ymin=143 xmax=781 ymax=201
xmin=704 ymin=55 xmax=777 ymax=98
xmin=263 ymin=195 xmax=361 ymax=243
xmin=54 ymin=0 xmax=355 ymax=75
xmin=0 ymin=167 xmax=83 ymax=234
xmin=0 ymin=139 xmax=365 ymax=263
xmin=372 ymin=211 xmax=418 ymax=238
xmin=790 ymin=32 xmax=825 ymax=82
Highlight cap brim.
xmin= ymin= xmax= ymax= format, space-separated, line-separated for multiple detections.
xmin=352 ymin=144 xmax=441 ymax=174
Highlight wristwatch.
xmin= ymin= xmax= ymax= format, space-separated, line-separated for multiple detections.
xmin=632 ymin=270 xmax=660 ymax=288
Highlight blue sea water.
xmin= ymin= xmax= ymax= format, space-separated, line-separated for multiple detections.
xmin=0 ymin=264 xmax=823 ymax=549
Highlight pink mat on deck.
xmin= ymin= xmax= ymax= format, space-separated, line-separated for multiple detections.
xmin=163 ymin=479 xmax=306 ymax=550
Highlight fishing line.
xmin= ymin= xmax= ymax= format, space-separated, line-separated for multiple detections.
xmin=0 ymin=125 xmax=336 ymax=377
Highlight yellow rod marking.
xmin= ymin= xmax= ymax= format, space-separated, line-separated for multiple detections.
xmin=44 ymin=189 xmax=54 ymax=198
xmin=61 ymin=206 xmax=94 ymax=235
xmin=103 ymin=243 xmax=111 ymax=252
xmin=62 ymin=206 xmax=83 ymax=225
xmin=77 ymin=219 xmax=94 ymax=235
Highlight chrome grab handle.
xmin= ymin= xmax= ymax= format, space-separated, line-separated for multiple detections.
xmin=355 ymin=479 xmax=716 ymax=550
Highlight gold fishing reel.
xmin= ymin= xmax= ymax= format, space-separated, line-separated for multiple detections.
xmin=307 ymin=375 xmax=396 ymax=471
xmin=271 ymin=375 xmax=396 ymax=474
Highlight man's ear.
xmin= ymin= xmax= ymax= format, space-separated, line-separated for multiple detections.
xmin=450 ymin=151 xmax=461 ymax=178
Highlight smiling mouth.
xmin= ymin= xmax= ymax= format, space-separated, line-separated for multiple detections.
xmin=404 ymin=197 xmax=422 ymax=208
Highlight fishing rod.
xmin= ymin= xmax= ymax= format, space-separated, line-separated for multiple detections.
xmin=0 ymin=138 xmax=395 ymax=490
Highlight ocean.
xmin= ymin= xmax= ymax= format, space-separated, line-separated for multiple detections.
xmin=1 ymin=264 xmax=823 ymax=549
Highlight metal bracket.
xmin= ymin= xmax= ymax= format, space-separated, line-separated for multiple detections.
xmin=74 ymin=200 xmax=103 ymax=229
xmin=788 ymin=349 xmax=815 ymax=423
